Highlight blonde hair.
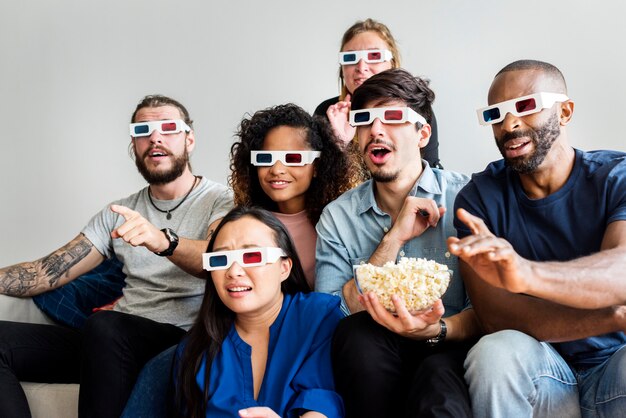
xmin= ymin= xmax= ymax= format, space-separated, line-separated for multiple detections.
xmin=338 ymin=18 xmax=401 ymax=99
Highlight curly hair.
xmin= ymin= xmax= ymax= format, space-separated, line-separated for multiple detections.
xmin=230 ymin=103 xmax=357 ymax=224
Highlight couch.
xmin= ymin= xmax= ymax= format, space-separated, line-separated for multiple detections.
xmin=0 ymin=257 xmax=125 ymax=417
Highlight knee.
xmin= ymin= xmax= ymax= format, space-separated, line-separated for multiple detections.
xmin=465 ymin=330 xmax=540 ymax=383
xmin=83 ymin=310 xmax=129 ymax=346
xmin=332 ymin=312 xmax=388 ymax=362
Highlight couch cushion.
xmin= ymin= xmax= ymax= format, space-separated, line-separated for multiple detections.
xmin=32 ymin=256 xmax=126 ymax=328
xmin=21 ymin=382 xmax=79 ymax=418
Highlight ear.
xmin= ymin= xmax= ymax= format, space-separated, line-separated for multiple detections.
xmin=279 ymin=257 xmax=293 ymax=283
xmin=185 ymin=130 xmax=196 ymax=153
xmin=559 ymin=100 xmax=574 ymax=126
xmin=129 ymin=139 xmax=137 ymax=159
xmin=417 ymin=123 xmax=432 ymax=149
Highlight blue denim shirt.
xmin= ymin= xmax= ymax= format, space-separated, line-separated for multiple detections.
xmin=315 ymin=162 xmax=470 ymax=316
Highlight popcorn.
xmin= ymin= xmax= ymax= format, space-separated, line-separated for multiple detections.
xmin=354 ymin=257 xmax=451 ymax=313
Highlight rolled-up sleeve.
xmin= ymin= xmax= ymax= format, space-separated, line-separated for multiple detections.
xmin=315 ymin=208 xmax=353 ymax=316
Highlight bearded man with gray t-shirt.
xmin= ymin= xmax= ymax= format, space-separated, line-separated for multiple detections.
xmin=0 ymin=95 xmax=233 ymax=418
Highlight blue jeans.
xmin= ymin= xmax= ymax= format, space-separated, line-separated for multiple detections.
xmin=121 ymin=344 xmax=177 ymax=418
xmin=464 ymin=330 xmax=626 ymax=418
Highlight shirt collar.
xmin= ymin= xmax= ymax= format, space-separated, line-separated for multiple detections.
xmin=357 ymin=160 xmax=442 ymax=216
xmin=410 ymin=161 xmax=441 ymax=196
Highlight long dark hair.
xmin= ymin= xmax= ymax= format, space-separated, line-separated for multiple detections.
xmin=229 ymin=103 xmax=358 ymax=224
xmin=174 ymin=206 xmax=310 ymax=418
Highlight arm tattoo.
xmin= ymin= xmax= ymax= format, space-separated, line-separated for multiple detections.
xmin=0 ymin=237 xmax=93 ymax=296
xmin=41 ymin=238 xmax=93 ymax=287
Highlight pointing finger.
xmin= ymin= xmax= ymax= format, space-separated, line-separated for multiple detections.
xmin=110 ymin=204 xmax=138 ymax=221
xmin=456 ymin=208 xmax=492 ymax=236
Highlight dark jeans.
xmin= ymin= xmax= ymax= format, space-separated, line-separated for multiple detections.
xmin=0 ymin=310 xmax=185 ymax=418
xmin=121 ymin=344 xmax=177 ymax=418
xmin=332 ymin=311 xmax=473 ymax=418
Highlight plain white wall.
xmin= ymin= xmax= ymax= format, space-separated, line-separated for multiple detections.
xmin=1 ymin=0 xmax=624 ymax=266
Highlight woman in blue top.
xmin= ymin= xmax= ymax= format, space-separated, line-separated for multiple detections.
xmin=174 ymin=206 xmax=344 ymax=418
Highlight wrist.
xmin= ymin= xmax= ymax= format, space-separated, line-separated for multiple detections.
xmin=382 ymin=229 xmax=405 ymax=251
xmin=425 ymin=319 xmax=447 ymax=346
xmin=154 ymin=228 xmax=179 ymax=257
xmin=519 ymin=260 xmax=541 ymax=295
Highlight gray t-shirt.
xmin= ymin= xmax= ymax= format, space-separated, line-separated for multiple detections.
xmin=82 ymin=177 xmax=233 ymax=330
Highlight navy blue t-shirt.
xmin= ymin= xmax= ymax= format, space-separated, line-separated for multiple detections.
xmin=454 ymin=149 xmax=626 ymax=366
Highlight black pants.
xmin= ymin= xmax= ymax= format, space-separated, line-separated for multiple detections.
xmin=332 ymin=311 xmax=473 ymax=418
xmin=0 ymin=310 xmax=186 ymax=418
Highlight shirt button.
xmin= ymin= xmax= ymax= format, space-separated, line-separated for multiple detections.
xmin=383 ymin=227 xmax=389 ymax=233
xmin=399 ymin=250 xmax=405 ymax=257
xmin=445 ymin=251 xmax=451 ymax=258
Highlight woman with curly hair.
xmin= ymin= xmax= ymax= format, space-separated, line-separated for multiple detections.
xmin=230 ymin=103 xmax=357 ymax=288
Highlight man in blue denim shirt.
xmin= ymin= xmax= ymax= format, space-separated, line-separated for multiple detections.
xmin=315 ymin=68 xmax=480 ymax=418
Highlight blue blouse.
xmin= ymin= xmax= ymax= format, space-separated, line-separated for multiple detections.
xmin=192 ymin=292 xmax=344 ymax=417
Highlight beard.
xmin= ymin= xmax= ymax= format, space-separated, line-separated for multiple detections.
xmin=134 ymin=146 xmax=190 ymax=185
xmin=371 ymin=169 xmax=399 ymax=183
xmin=495 ymin=112 xmax=561 ymax=174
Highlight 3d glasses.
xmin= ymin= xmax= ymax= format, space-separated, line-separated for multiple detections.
xmin=349 ymin=107 xmax=427 ymax=127
xmin=203 ymin=247 xmax=286 ymax=271
xmin=130 ymin=119 xmax=191 ymax=137
xmin=477 ymin=92 xmax=569 ymax=126
xmin=338 ymin=49 xmax=393 ymax=65
xmin=250 ymin=150 xmax=321 ymax=167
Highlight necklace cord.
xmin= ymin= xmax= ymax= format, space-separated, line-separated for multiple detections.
xmin=148 ymin=176 xmax=199 ymax=219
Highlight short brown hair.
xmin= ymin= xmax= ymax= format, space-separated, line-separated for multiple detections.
xmin=351 ymin=68 xmax=435 ymax=127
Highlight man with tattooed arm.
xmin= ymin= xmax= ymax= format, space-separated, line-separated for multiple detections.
xmin=0 ymin=95 xmax=232 ymax=418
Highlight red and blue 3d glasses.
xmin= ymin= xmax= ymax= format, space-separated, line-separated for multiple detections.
xmin=349 ymin=107 xmax=427 ymax=127
xmin=250 ymin=150 xmax=321 ymax=167
xmin=130 ymin=119 xmax=191 ymax=138
xmin=203 ymin=247 xmax=286 ymax=271
xmin=338 ymin=49 xmax=393 ymax=65
xmin=477 ymin=92 xmax=569 ymax=126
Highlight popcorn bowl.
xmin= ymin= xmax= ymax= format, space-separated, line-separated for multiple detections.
xmin=354 ymin=257 xmax=452 ymax=314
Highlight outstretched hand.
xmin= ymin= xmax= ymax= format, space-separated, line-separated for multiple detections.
xmin=110 ymin=204 xmax=168 ymax=253
xmin=326 ymin=94 xmax=355 ymax=147
xmin=447 ymin=208 xmax=533 ymax=293
xmin=360 ymin=292 xmax=444 ymax=340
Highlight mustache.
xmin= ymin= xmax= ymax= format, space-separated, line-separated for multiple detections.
xmin=141 ymin=146 xmax=171 ymax=159
xmin=363 ymin=138 xmax=396 ymax=152
xmin=496 ymin=129 xmax=537 ymax=147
